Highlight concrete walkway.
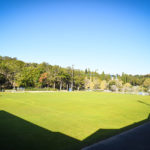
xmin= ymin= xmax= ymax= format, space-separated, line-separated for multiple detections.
xmin=82 ymin=121 xmax=150 ymax=150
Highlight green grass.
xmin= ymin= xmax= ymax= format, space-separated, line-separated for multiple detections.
xmin=0 ymin=92 xmax=150 ymax=150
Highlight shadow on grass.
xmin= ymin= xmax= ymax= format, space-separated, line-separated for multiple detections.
xmin=0 ymin=111 xmax=150 ymax=150
xmin=137 ymin=100 xmax=150 ymax=106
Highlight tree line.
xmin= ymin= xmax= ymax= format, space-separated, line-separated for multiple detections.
xmin=0 ymin=56 xmax=150 ymax=92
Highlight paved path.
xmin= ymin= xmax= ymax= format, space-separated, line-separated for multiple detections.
xmin=82 ymin=121 xmax=150 ymax=150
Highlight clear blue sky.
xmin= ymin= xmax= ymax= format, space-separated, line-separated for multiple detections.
xmin=0 ymin=0 xmax=150 ymax=75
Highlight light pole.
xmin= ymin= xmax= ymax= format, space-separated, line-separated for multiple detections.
xmin=71 ymin=65 xmax=74 ymax=91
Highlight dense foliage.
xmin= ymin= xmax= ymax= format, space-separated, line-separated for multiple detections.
xmin=0 ymin=56 xmax=150 ymax=92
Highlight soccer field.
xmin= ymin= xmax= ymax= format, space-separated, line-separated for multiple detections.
xmin=0 ymin=92 xmax=150 ymax=150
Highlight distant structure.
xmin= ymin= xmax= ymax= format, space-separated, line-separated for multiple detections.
xmin=115 ymin=75 xmax=118 ymax=80
xmin=111 ymin=75 xmax=118 ymax=80
xmin=111 ymin=75 xmax=114 ymax=80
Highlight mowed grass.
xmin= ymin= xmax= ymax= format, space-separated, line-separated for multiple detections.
xmin=0 ymin=92 xmax=150 ymax=150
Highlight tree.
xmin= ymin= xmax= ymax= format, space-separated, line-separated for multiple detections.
xmin=93 ymin=77 xmax=101 ymax=89
xmin=0 ymin=73 xmax=7 ymax=90
xmin=74 ymin=71 xmax=85 ymax=90
xmin=143 ymin=78 xmax=150 ymax=88
xmin=84 ymin=76 xmax=90 ymax=90
xmin=39 ymin=72 xmax=48 ymax=87
xmin=16 ymin=67 xmax=40 ymax=87
xmin=0 ymin=55 xmax=149 ymax=91
xmin=100 ymin=80 xmax=108 ymax=90
xmin=122 ymin=83 xmax=132 ymax=92
xmin=100 ymin=71 xmax=105 ymax=80
xmin=56 ymin=68 xmax=66 ymax=90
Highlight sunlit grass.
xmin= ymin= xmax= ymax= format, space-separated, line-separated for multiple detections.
xmin=0 ymin=92 xmax=150 ymax=150
xmin=1 ymin=92 xmax=150 ymax=140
